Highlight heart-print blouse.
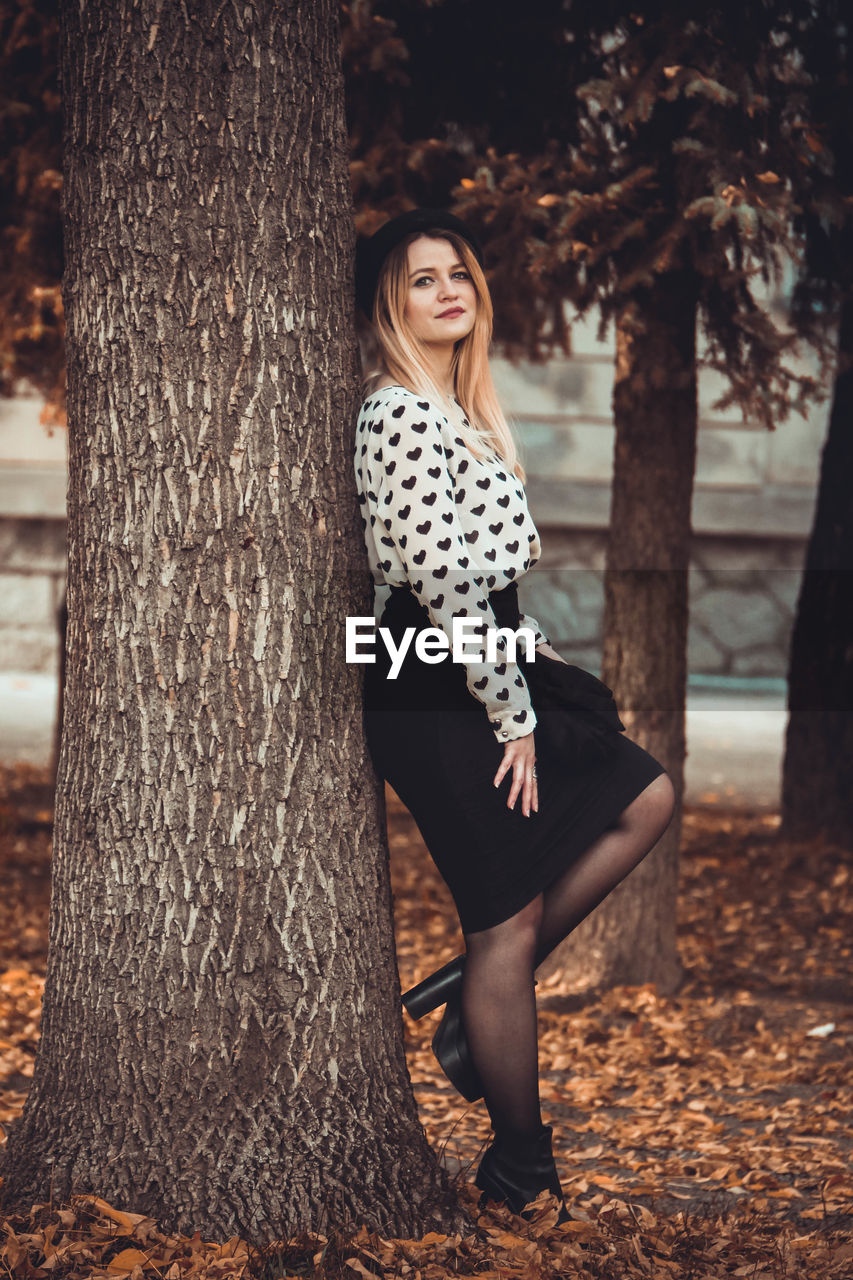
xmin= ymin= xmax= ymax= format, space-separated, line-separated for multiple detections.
xmin=354 ymin=383 xmax=549 ymax=743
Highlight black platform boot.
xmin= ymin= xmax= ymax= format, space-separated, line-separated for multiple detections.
xmin=402 ymin=956 xmax=484 ymax=1103
xmin=402 ymin=955 xmax=465 ymax=1018
xmin=476 ymin=1123 xmax=568 ymax=1221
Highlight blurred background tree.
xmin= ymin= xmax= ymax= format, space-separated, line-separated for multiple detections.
xmin=781 ymin=0 xmax=853 ymax=848
xmin=0 ymin=0 xmax=63 ymax=419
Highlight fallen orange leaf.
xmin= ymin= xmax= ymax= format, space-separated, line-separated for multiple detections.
xmin=106 ymin=1248 xmax=151 ymax=1273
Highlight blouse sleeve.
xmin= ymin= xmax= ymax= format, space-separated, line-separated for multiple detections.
xmin=366 ymin=392 xmax=536 ymax=743
xmin=519 ymin=613 xmax=550 ymax=648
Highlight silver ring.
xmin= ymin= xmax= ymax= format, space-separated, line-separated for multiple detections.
xmin=532 ymin=766 xmax=538 ymax=778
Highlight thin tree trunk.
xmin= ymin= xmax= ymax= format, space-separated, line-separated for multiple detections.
xmin=782 ymin=296 xmax=853 ymax=847
xmin=539 ymin=272 xmax=697 ymax=994
xmin=1 ymin=0 xmax=454 ymax=1239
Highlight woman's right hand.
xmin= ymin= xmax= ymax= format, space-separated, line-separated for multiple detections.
xmin=493 ymin=730 xmax=538 ymax=817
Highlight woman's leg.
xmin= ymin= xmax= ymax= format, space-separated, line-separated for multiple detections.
xmin=462 ymin=894 xmax=544 ymax=1136
xmin=456 ymin=775 xmax=673 ymax=1125
xmin=534 ymin=772 xmax=675 ymax=966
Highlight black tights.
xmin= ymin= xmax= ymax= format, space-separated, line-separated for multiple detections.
xmin=461 ymin=773 xmax=675 ymax=1137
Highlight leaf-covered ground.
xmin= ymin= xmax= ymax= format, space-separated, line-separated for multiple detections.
xmin=1 ymin=763 xmax=851 ymax=1278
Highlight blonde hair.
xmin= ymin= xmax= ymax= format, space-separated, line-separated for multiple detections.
xmin=367 ymin=231 xmax=524 ymax=480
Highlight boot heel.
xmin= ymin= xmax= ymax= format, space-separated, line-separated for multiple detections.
xmin=402 ymin=955 xmax=464 ymax=1020
xmin=431 ymin=991 xmax=483 ymax=1102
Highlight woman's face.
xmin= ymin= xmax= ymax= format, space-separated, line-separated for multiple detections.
xmin=403 ymin=235 xmax=477 ymax=350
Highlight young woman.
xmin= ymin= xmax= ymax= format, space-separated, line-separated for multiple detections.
xmin=354 ymin=209 xmax=675 ymax=1218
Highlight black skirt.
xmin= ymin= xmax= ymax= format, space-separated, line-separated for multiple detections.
xmin=364 ymin=584 xmax=666 ymax=934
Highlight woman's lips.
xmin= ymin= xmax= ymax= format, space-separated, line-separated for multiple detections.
xmin=438 ymin=307 xmax=464 ymax=318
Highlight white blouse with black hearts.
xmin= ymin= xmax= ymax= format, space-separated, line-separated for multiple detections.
xmin=354 ymin=383 xmax=550 ymax=743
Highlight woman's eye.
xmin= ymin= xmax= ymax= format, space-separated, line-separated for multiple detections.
xmin=453 ymin=271 xmax=470 ymax=280
xmin=413 ymin=276 xmax=433 ymax=287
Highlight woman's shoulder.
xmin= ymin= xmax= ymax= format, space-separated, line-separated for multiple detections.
xmin=359 ymin=381 xmax=406 ymax=409
xmin=361 ymin=381 xmax=430 ymax=407
xmin=358 ymin=383 xmax=449 ymax=427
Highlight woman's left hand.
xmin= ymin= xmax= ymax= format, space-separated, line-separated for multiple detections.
xmin=493 ymin=730 xmax=538 ymax=817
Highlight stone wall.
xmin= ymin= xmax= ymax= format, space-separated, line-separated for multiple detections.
xmin=0 ymin=514 xmax=805 ymax=682
xmin=0 ymin=517 xmax=66 ymax=673
xmin=489 ymin=315 xmax=827 ymax=685
xmin=517 ymin=528 xmax=804 ymax=680
xmin=0 ymin=313 xmax=830 ymax=685
xmin=0 ymin=393 xmax=68 ymax=674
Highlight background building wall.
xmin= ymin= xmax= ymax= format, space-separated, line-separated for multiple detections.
xmin=0 ymin=391 xmax=67 ymax=675
xmin=498 ymin=308 xmax=826 ymax=687
xmin=0 ymin=313 xmax=829 ymax=683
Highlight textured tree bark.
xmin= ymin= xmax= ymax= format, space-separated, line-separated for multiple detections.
xmin=539 ymin=272 xmax=697 ymax=995
xmin=1 ymin=0 xmax=454 ymax=1239
xmin=782 ymin=297 xmax=853 ymax=848
xmin=52 ymin=592 xmax=67 ymax=785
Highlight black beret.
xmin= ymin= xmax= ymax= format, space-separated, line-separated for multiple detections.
xmin=355 ymin=208 xmax=484 ymax=319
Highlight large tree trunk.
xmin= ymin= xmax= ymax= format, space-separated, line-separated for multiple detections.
xmin=782 ymin=296 xmax=853 ymax=847
xmin=1 ymin=0 xmax=454 ymax=1239
xmin=540 ymin=272 xmax=696 ymax=995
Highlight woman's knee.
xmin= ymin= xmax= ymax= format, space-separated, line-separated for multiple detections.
xmin=466 ymin=894 xmax=543 ymax=964
xmin=618 ymin=771 xmax=675 ymax=844
xmin=642 ymin=771 xmax=676 ymax=836
xmin=513 ymin=894 xmax=545 ymax=948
